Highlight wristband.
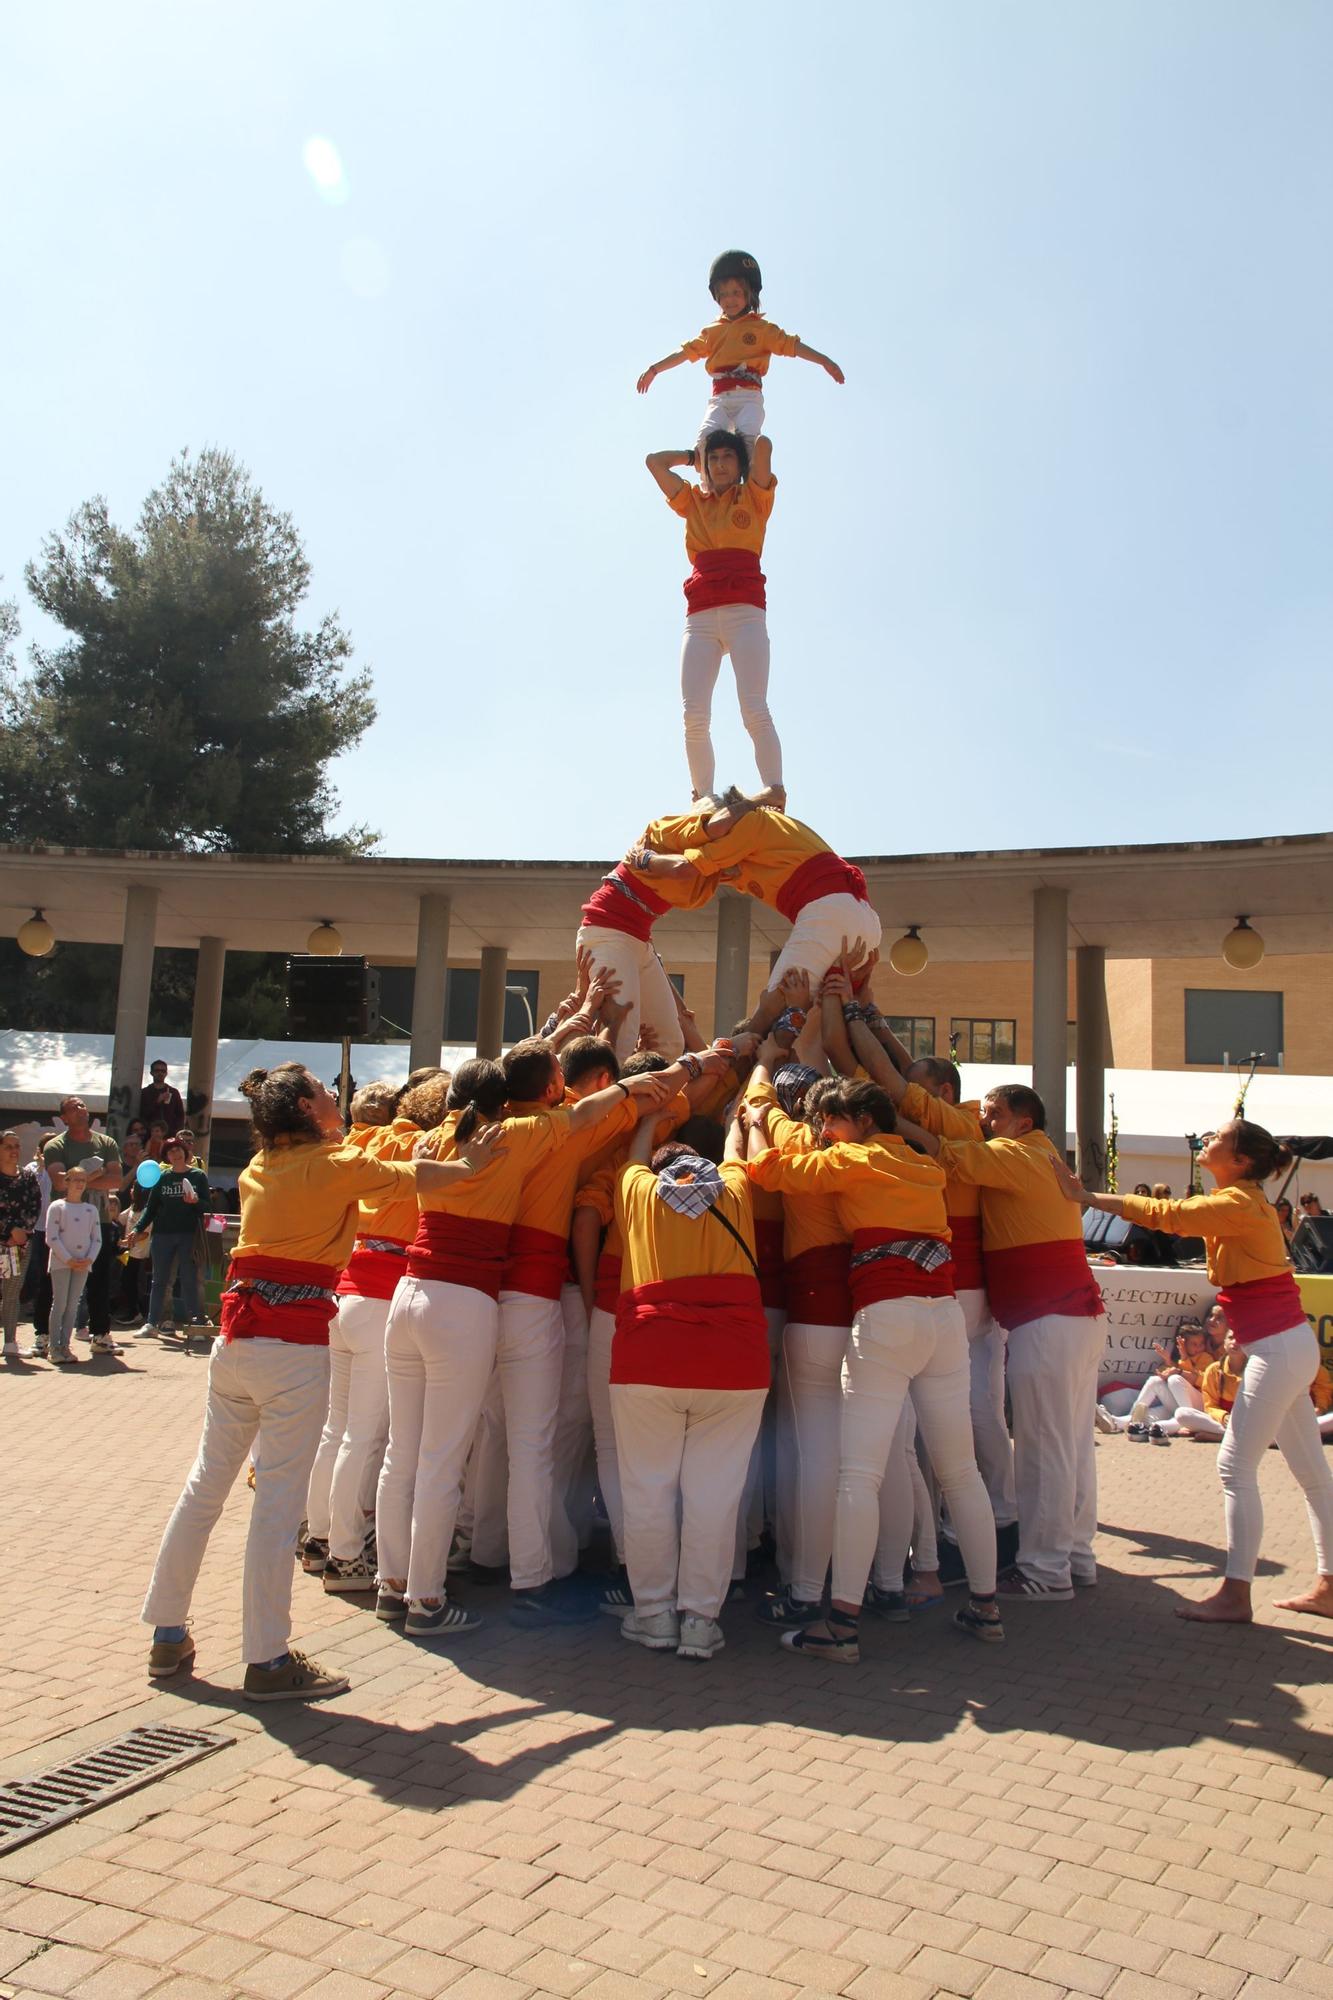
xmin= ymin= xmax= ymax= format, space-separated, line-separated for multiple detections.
xmin=679 ymin=1052 xmax=704 ymax=1081
xmin=613 ymin=1080 xmax=631 ymax=1099
xmin=842 ymin=1002 xmax=866 ymax=1024
xmin=863 ymin=1005 xmax=883 ymax=1026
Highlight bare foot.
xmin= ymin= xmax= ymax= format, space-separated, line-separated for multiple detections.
xmin=1274 ymin=1578 xmax=1333 ymax=1620
xmin=1175 ymin=1581 xmax=1253 ymax=1624
xmin=906 ymin=1570 xmax=944 ymax=1606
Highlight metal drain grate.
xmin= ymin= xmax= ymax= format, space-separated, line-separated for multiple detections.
xmin=0 ymin=1724 xmax=233 ymax=1854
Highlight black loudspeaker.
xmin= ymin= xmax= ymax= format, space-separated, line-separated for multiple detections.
xmin=1290 ymin=1216 xmax=1333 ymax=1276
xmin=285 ymin=956 xmax=381 ymax=1040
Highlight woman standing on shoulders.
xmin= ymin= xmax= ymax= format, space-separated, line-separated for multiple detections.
xmin=1054 ymin=1120 xmax=1333 ymax=1625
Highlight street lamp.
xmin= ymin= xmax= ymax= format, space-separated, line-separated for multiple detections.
xmin=17 ymin=909 xmax=55 ymax=958
xmin=506 ymin=984 xmax=535 ymax=1037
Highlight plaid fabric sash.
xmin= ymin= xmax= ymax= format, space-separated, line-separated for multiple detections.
xmin=358 ymin=1237 xmax=408 ymax=1257
xmin=851 ymin=1236 xmax=953 ymax=1276
xmin=608 ymin=871 xmax=662 ymax=920
xmin=226 ymin=1274 xmax=337 ymax=1308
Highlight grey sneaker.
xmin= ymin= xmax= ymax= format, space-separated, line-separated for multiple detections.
xmin=621 ymin=1608 xmax=679 ymax=1651
xmin=677 ymin=1614 xmax=725 ymax=1660
xmin=405 ymin=1599 xmax=481 ymax=1637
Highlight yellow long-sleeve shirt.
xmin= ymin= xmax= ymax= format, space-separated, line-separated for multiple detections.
xmin=1119 ymin=1184 xmax=1289 ymax=1291
xmin=681 ymin=312 xmax=800 ymax=380
xmin=235 ymin=1141 xmax=417 ymax=1272
xmin=684 ymin=809 xmax=829 ymax=914
xmin=346 ymin=1117 xmax=423 ymax=1244
xmin=935 ymin=1129 xmax=1103 ymax=1330
xmin=416 ymin=1108 xmax=573 ymax=1225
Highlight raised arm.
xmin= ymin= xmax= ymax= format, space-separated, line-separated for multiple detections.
xmin=637 ymin=350 xmax=690 ymax=395
xmin=846 ymin=1013 xmax=909 ymax=1101
xmin=645 ymin=448 xmax=695 ymax=500
xmin=794 ymin=340 xmax=845 ymax=385
xmin=749 ymin=435 xmax=774 ymax=488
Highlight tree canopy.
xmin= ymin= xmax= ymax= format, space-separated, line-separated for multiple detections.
xmin=5 ymin=447 xmax=376 ymax=854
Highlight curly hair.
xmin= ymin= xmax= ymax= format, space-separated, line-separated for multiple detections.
xmin=239 ymin=1064 xmax=323 ymax=1146
xmin=397 ymin=1072 xmax=453 ymax=1132
xmin=350 ymin=1081 xmax=400 ymax=1126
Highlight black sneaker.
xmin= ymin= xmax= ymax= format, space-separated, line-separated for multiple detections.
xmin=300 ymin=1537 xmax=329 ymax=1575
xmin=375 ymin=1585 xmax=407 ymax=1623
xmin=1148 ymin=1424 xmax=1172 ymax=1446
xmin=955 ymin=1601 xmax=1005 ymax=1644
xmin=936 ymin=1537 xmax=968 ymax=1588
xmin=508 ymin=1581 xmax=598 ymax=1629
xmin=755 ymin=1587 xmax=823 ymax=1627
xmin=406 ymin=1599 xmax=482 ymax=1637
xmin=599 ymin=1567 xmax=634 ymax=1616
xmin=322 ymin=1553 xmax=378 ymax=1593
xmin=864 ymin=1584 xmax=911 ymax=1621
xmin=1126 ymin=1424 xmax=1150 ymax=1443
xmin=725 ymin=1578 xmax=747 ymax=1605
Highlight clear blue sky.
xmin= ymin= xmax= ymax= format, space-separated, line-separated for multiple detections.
xmin=4 ymin=2 xmax=1330 ymax=861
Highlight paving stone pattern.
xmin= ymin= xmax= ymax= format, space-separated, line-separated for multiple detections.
xmin=2 ymin=1339 xmax=1332 ymax=1999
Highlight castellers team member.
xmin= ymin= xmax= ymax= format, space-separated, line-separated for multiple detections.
xmin=646 ymin=432 xmax=784 ymax=810
xmin=612 ymin=1106 xmax=770 ymax=1661
xmin=303 ymin=1071 xmax=450 ymax=1592
xmin=640 ymin=797 xmax=882 ymax=1010
xmin=375 ymin=1056 xmax=672 ymax=1638
xmin=1055 ymin=1121 xmax=1333 ymax=1626
xmin=637 ymin=248 xmax=844 ymax=483
xmin=141 ymin=1064 xmax=483 ymax=1701
xmin=576 ymin=807 xmax=727 ymax=1063
xmin=747 ymin=1079 xmax=1003 ymax=1660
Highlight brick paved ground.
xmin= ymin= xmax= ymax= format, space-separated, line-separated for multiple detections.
xmin=2 ymin=1337 xmax=1332 ymax=2000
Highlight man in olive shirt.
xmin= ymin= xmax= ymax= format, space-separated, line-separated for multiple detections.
xmin=43 ymin=1096 xmax=122 ymax=1353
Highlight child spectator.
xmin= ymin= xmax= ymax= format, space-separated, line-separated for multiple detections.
xmin=44 ymin=1165 xmax=101 ymax=1364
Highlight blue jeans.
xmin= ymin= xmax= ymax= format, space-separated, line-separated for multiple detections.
xmin=149 ymin=1233 xmax=200 ymax=1325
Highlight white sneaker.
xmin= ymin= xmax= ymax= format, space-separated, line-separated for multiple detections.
xmin=677 ymin=1614 xmax=725 ymax=1660
xmin=135 ymin=1323 xmax=160 ymax=1339
xmin=2 ymin=1342 xmax=19 ymax=1358
xmin=1093 ymin=1404 xmax=1119 ymax=1435
xmin=620 ymin=1608 xmax=679 ymax=1651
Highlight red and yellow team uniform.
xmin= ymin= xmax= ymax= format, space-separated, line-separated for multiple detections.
xmin=574 ymin=1094 xmax=692 ymax=1316
xmin=935 ymin=1130 xmax=1104 ymax=1332
xmin=667 ymin=476 xmax=776 ymax=614
xmin=407 ymin=1109 xmax=574 ymax=1300
xmin=580 ymin=809 xmax=716 ymax=945
xmin=337 ymin=1117 xmax=424 ymax=1302
xmin=682 ymin=312 xmax=800 ymax=391
xmin=225 ymin=1141 xmax=417 ymax=1345
xmin=1119 ymin=1184 xmax=1303 ymax=1346
xmin=748 ymin=1136 xmax=952 ymax=1314
xmin=745 ymin=1079 xmax=851 ymax=1326
xmin=613 ymin=1160 xmax=768 ymax=1390
xmin=1201 ymin=1355 xmax=1243 ymax=1426
xmin=501 ymin=1095 xmax=636 ymax=1300
xmin=898 ymin=1083 xmax=985 ymax=1294
xmin=684 ymin=809 xmax=870 ymax=930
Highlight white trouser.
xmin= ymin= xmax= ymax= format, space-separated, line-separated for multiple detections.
xmin=574 ymin=925 xmax=684 ymax=1063
xmin=680 ymin=603 xmax=782 ymax=803
xmin=612 ymin=1383 xmax=766 ymax=1619
xmin=767 ymin=893 xmax=883 ymax=994
xmin=467 ymin=1369 xmax=510 ymax=1566
xmin=550 ymin=1284 xmax=596 ymax=1578
xmin=832 ymin=1295 xmax=995 ymax=1604
xmin=494 ymin=1290 xmax=565 ymax=1591
xmin=375 ymin=1276 xmax=498 ymax=1602
xmin=696 ymin=388 xmax=766 ymax=470
xmin=960 ymin=1287 xmax=1017 ymax=1526
xmin=780 ymin=1320 xmax=851 ymax=1602
xmin=1006 ymin=1312 xmax=1105 ymax=1590
xmin=305 ymin=1293 xmax=391 ymax=1558
xmin=734 ymin=1308 xmax=786 ymax=1576
xmin=873 ymin=1398 xmax=942 ymax=1588
xmin=587 ymin=1305 xmax=624 ymax=1560
xmin=142 ymin=1337 xmax=328 ymax=1663
xmin=1217 ymin=1324 xmax=1333 ymax=1582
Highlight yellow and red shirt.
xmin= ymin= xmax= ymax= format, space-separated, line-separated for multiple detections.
xmin=682 ymin=312 xmax=800 ymax=384
xmin=1201 ymin=1356 xmax=1243 ymax=1424
xmin=613 ymin=1159 xmax=767 ymax=1389
xmin=573 ymin=1093 xmax=690 ymax=1314
xmin=581 ymin=809 xmax=716 ymax=943
xmin=337 ymin=1116 xmax=426 ymax=1301
xmin=746 ymin=1079 xmax=851 ymax=1326
xmin=667 ymin=477 xmax=776 ymax=615
xmin=685 ymin=809 xmax=870 ymax=926
xmin=503 ymin=1094 xmax=637 ymax=1300
xmin=935 ymin=1130 xmax=1104 ymax=1331
xmin=408 ymin=1108 xmax=574 ymax=1299
xmin=1120 ymin=1184 xmax=1303 ymax=1345
xmin=899 ymin=1084 xmax=984 ymax=1293
xmin=748 ymin=1136 xmax=951 ymax=1312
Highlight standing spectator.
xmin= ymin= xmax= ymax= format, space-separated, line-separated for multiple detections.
xmin=113 ymin=1137 xmax=151 ymax=1323
xmin=21 ymin=1131 xmax=58 ymax=1357
xmin=44 ymin=1165 xmax=102 ymax=1364
xmin=42 ymin=1096 xmax=122 ymax=1356
xmin=139 ymin=1061 xmax=185 ymax=1136
xmin=0 ymin=1130 xmax=41 ymax=1358
xmin=134 ymin=1138 xmax=211 ymax=1336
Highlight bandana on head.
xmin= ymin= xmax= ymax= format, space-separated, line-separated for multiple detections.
xmin=654 ymin=1153 xmax=725 ymax=1218
xmin=773 ymin=1063 xmax=821 ymax=1119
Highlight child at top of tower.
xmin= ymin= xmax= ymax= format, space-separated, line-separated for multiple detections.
xmin=637 ymin=250 xmax=844 ymax=487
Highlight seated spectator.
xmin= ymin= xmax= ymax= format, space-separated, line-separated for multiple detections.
xmin=1174 ymin=1326 xmax=1247 ymax=1441
xmin=1312 ymin=1358 xmax=1333 ymax=1440
xmin=1275 ymin=1197 xmax=1297 ymax=1249
xmin=1096 ymin=1319 xmax=1211 ymax=1437
xmin=139 ymin=1060 xmax=185 ymax=1136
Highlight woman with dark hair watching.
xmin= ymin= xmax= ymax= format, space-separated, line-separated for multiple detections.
xmin=1055 ymin=1118 xmax=1333 ymax=1625
xmin=133 ymin=1136 xmax=210 ymax=1336
xmin=303 ymin=1071 xmax=450 ymax=1592
xmin=376 ymin=1053 xmax=671 ymax=1639
xmin=141 ymin=1063 xmax=487 ymax=1701
xmin=746 ymin=1079 xmax=1003 ymax=1658
xmin=646 ymin=429 xmax=783 ymax=810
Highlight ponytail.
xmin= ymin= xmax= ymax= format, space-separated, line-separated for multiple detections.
xmin=1229 ymin=1119 xmax=1294 ymax=1183
xmin=239 ymin=1064 xmax=323 ymax=1146
xmin=446 ymin=1060 xmax=507 ymax=1144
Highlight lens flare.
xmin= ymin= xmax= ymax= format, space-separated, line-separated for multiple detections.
xmin=302 ymin=136 xmax=349 ymax=204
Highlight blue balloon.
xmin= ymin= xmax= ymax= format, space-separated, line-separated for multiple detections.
xmin=136 ymin=1159 xmax=163 ymax=1188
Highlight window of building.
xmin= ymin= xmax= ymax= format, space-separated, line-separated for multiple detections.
xmin=886 ymin=1016 xmax=935 ymax=1060
xmin=444 ymin=968 xmax=540 ymax=1044
xmin=1184 ymin=990 xmax=1283 ymax=1067
xmin=952 ymin=1018 xmax=1017 ymax=1064
xmin=667 ymin=972 xmax=686 ymax=996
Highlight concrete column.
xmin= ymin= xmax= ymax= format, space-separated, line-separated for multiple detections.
xmin=713 ymin=892 xmax=752 ymax=1038
xmin=107 ymin=885 xmax=159 ymax=1142
xmin=1075 ymin=944 xmax=1107 ymax=1190
xmin=476 ymin=945 xmax=508 ymax=1058
xmin=409 ymin=893 xmax=452 ymax=1073
xmin=1031 ymin=886 xmax=1068 ymax=1153
xmin=187 ymin=937 xmax=226 ymax=1168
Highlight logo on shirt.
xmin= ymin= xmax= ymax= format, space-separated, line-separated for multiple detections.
xmin=745 ymin=880 xmax=763 ymax=899
xmin=743 ymin=332 xmax=757 ymax=345
xmin=731 ymin=510 xmax=751 ymax=528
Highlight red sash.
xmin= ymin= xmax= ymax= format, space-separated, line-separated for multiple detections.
xmin=755 ymin=1218 xmax=787 ymax=1311
xmin=784 ymin=1241 xmax=853 ymax=1327
xmin=775 ymin=851 xmax=870 ymax=922
xmin=684 ymin=548 xmax=766 ymax=616
xmin=580 ymin=863 xmax=671 ymax=944
xmin=612 ymin=1274 xmax=769 ymax=1389
xmin=220 ymin=1255 xmax=339 ymax=1346
xmin=947 ymin=1213 xmax=985 ymax=1293
xmin=502 ymin=1224 xmax=569 ymax=1302
xmin=983 ymin=1239 xmax=1104 ymax=1332
xmin=1216 ymin=1271 xmax=1306 ymax=1345
xmin=594 ymin=1250 xmax=623 ymax=1316
xmin=407 ymin=1212 xmax=511 ymax=1300
xmin=336 ymin=1238 xmax=409 ymax=1302
xmin=850 ymin=1229 xmax=955 ymax=1310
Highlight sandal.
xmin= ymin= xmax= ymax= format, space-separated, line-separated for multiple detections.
xmin=954 ymin=1601 xmax=1005 ymax=1645
xmin=780 ymin=1612 xmax=860 ymax=1664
